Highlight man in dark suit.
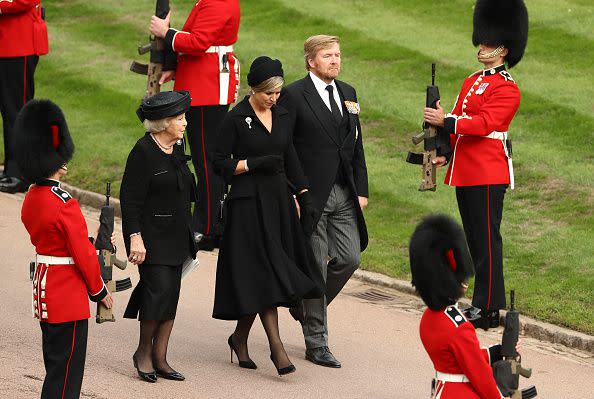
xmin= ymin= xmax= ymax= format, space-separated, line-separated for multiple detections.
xmin=278 ymin=35 xmax=369 ymax=368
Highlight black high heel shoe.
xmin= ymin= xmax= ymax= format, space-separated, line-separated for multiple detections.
xmin=270 ymin=353 xmax=296 ymax=376
xmin=228 ymin=335 xmax=257 ymax=369
xmin=133 ymin=354 xmax=157 ymax=383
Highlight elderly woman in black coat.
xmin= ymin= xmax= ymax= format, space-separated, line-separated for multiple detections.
xmin=120 ymin=91 xmax=197 ymax=383
xmin=212 ymin=57 xmax=323 ymax=376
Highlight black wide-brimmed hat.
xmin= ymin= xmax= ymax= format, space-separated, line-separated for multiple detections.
xmin=14 ymin=100 xmax=75 ymax=183
xmin=409 ymin=214 xmax=475 ymax=310
xmin=472 ymin=0 xmax=529 ymax=68
xmin=247 ymin=56 xmax=284 ymax=87
xmin=136 ymin=90 xmax=191 ymax=122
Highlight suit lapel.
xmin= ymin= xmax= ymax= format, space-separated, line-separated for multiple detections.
xmin=302 ymin=75 xmax=340 ymax=146
xmin=335 ymin=81 xmax=356 ymax=140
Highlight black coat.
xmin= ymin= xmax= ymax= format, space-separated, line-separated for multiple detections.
xmin=120 ymin=134 xmax=197 ymax=266
xmin=211 ymin=97 xmax=324 ymax=320
xmin=278 ymin=75 xmax=369 ymax=251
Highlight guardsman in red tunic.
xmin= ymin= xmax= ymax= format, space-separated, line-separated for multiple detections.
xmin=0 ymin=0 xmax=49 ymax=193
xmin=410 ymin=215 xmax=508 ymax=399
xmin=424 ymin=0 xmax=528 ymax=329
xmin=14 ymin=100 xmax=113 ymax=399
xmin=149 ymin=0 xmax=241 ymax=250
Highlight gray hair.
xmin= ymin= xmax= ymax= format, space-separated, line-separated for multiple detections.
xmin=143 ymin=117 xmax=172 ymax=133
xmin=250 ymin=76 xmax=284 ymax=94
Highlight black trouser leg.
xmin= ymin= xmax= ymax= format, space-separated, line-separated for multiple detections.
xmin=185 ymin=105 xmax=229 ymax=236
xmin=0 ymin=55 xmax=38 ymax=178
xmin=456 ymin=184 xmax=507 ymax=311
xmin=40 ymin=319 xmax=88 ymax=399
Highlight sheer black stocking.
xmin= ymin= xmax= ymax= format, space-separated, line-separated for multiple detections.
xmin=232 ymin=314 xmax=257 ymax=362
xmin=134 ymin=320 xmax=158 ymax=372
xmin=152 ymin=319 xmax=176 ymax=373
xmin=259 ymin=307 xmax=292 ymax=369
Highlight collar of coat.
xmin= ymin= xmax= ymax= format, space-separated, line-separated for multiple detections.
xmin=232 ymin=96 xmax=289 ymax=118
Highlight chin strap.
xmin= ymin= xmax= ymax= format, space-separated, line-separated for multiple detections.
xmin=478 ymin=45 xmax=505 ymax=62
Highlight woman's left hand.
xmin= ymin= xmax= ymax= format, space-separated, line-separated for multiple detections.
xmin=149 ymin=11 xmax=170 ymax=38
xmin=423 ymin=100 xmax=445 ymax=127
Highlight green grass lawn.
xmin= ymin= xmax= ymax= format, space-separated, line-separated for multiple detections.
xmin=2 ymin=0 xmax=593 ymax=333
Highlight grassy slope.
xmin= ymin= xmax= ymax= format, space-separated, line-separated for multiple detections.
xmin=1 ymin=0 xmax=592 ymax=332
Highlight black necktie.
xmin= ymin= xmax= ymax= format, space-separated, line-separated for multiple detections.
xmin=325 ymin=85 xmax=342 ymax=125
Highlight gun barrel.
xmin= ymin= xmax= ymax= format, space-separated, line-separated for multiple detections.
xmin=105 ymin=182 xmax=111 ymax=207
xmin=431 ymin=63 xmax=436 ymax=86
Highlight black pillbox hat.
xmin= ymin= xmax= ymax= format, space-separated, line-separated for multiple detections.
xmin=247 ymin=56 xmax=284 ymax=87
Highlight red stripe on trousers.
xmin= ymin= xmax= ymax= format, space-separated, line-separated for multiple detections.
xmin=61 ymin=320 xmax=77 ymax=399
xmin=486 ymin=186 xmax=493 ymax=310
xmin=200 ymin=108 xmax=211 ymax=234
xmin=23 ymin=57 xmax=28 ymax=105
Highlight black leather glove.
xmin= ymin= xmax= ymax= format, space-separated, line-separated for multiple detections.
xmin=297 ymin=191 xmax=319 ymax=237
xmin=247 ymin=155 xmax=284 ymax=174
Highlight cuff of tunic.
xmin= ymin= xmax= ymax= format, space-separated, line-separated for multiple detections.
xmin=89 ymin=285 xmax=108 ymax=303
xmin=444 ymin=116 xmax=456 ymax=135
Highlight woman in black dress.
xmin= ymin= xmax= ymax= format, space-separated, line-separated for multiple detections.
xmin=121 ymin=91 xmax=197 ymax=382
xmin=212 ymin=57 xmax=323 ymax=375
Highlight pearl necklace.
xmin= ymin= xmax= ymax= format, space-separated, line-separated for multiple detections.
xmin=150 ymin=133 xmax=174 ymax=151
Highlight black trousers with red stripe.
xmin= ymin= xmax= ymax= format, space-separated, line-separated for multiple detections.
xmin=456 ymin=184 xmax=507 ymax=311
xmin=0 ymin=55 xmax=39 ymax=178
xmin=40 ymin=319 xmax=88 ymax=399
xmin=186 ymin=105 xmax=229 ymax=237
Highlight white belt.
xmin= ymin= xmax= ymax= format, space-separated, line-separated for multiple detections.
xmin=461 ymin=130 xmax=515 ymax=190
xmin=205 ymin=45 xmax=234 ymax=54
xmin=36 ymin=255 xmax=75 ymax=265
xmin=435 ymin=371 xmax=469 ymax=383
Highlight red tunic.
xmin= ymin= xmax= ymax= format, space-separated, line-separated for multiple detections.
xmin=420 ymin=306 xmax=504 ymax=399
xmin=443 ymin=65 xmax=520 ymax=187
xmin=22 ymin=181 xmax=106 ymax=323
xmin=165 ymin=0 xmax=240 ymax=106
xmin=0 ymin=0 xmax=49 ymax=57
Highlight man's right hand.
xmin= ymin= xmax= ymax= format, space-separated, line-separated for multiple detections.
xmin=432 ymin=156 xmax=447 ymax=167
xmin=101 ymin=291 xmax=113 ymax=309
xmin=159 ymin=70 xmax=175 ymax=85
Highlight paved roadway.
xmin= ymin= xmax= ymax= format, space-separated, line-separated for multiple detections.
xmin=0 ymin=191 xmax=592 ymax=398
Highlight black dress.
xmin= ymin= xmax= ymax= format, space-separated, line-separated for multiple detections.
xmin=120 ymin=134 xmax=197 ymax=320
xmin=212 ymin=97 xmax=324 ymax=320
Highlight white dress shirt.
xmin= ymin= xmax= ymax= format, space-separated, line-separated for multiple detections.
xmin=309 ymin=71 xmax=343 ymax=116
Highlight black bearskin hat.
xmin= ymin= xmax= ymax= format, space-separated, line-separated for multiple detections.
xmin=409 ymin=214 xmax=474 ymax=310
xmin=472 ymin=0 xmax=529 ymax=68
xmin=14 ymin=100 xmax=74 ymax=183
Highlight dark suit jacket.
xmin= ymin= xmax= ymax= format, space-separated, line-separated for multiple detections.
xmin=278 ymin=74 xmax=369 ymax=251
xmin=120 ymin=134 xmax=197 ymax=266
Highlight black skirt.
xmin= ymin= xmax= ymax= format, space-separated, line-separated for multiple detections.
xmin=212 ymin=178 xmax=324 ymax=320
xmin=124 ymin=263 xmax=182 ymax=321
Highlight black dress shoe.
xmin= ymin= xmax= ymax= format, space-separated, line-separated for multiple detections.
xmin=196 ymin=234 xmax=216 ymax=251
xmin=155 ymin=368 xmax=185 ymax=381
xmin=305 ymin=347 xmax=341 ymax=368
xmin=464 ymin=306 xmax=500 ymax=331
xmin=132 ymin=355 xmax=157 ymax=383
xmin=0 ymin=176 xmax=28 ymax=193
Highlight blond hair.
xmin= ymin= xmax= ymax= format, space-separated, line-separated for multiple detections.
xmin=250 ymin=76 xmax=284 ymax=93
xmin=143 ymin=116 xmax=173 ymax=133
xmin=304 ymin=35 xmax=340 ymax=70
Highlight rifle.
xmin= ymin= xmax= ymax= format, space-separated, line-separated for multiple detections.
xmin=130 ymin=0 xmax=170 ymax=98
xmin=406 ymin=63 xmax=450 ymax=191
xmin=493 ymin=290 xmax=537 ymax=399
xmin=95 ymin=182 xmax=132 ymax=323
